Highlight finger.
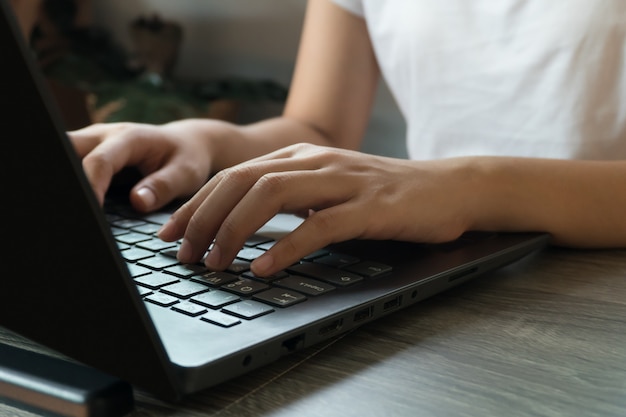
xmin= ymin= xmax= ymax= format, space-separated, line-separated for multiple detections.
xmin=160 ymin=156 xmax=325 ymax=258
xmin=129 ymin=155 xmax=208 ymax=212
xmin=163 ymin=143 xmax=331 ymax=238
xmin=166 ymin=166 xmax=267 ymax=263
xmin=204 ymin=169 xmax=354 ymax=271
xmin=251 ymin=201 xmax=366 ymax=276
xmin=67 ymin=123 xmax=125 ymax=157
xmin=130 ymin=163 xmax=199 ymax=213
xmin=80 ymin=134 xmax=143 ymax=205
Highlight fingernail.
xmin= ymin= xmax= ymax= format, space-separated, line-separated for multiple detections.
xmin=177 ymin=238 xmax=192 ymax=263
xmin=136 ymin=187 xmax=156 ymax=210
xmin=205 ymin=244 xmax=222 ymax=269
xmin=252 ymin=253 xmax=274 ymax=276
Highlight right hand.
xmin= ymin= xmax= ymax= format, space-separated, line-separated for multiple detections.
xmin=68 ymin=120 xmax=218 ymax=212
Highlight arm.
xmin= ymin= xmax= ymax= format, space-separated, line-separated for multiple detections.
xmin=161 ymin=149 xmax=626 ymax=277
xmin=69 ymin=0 xmax=379 ymax=211
xmin=180 ymin=0 xmax=381 ymax=169
xmin=468 ymin=157 xmax=626 ymax=248
xmin=215 ymin=0 xmax=381 ymax=160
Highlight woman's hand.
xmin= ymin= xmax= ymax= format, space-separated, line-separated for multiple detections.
xmin=158 ymin=143 xmax=479 ymax=277
xmin=68 ymin=120 xmax=234 ymax=212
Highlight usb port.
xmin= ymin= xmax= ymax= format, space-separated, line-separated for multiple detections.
xmin=318 ymin=319 xmax=343 ymax=335
xmin=383 ymin=295 xmax=402 ymax=311
xmin=353 ymin=307 xmax=373 ymax=323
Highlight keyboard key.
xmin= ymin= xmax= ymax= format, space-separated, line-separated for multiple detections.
xmin=131 ymin=223 xmax=161 ymax=235
xmin=221 ymin=278 xmax=270 ymax=296
xmin=314 ymin=253 xmax=360 ymax=268
xmin=160 ymin=281 xmax=210 ymax=299
xmin=274 ymin=276 xmax=336 ymax=296
xmin=121 ymin=247 xmax=154 ymax=262
xmin=140 ymin=211 xmax=172 ymax=225
xmin=171 ymin=301 xmax=207 ymax=317
xmin=191 ymin=271 xmax=239 ymax=287
xmin=241 ymin=270 xmax=289 ymax=282
xmin=222 ymin=300 xmax=274 ymax=319
xmin=164 ymin=264 xmax=207 ymax=278
xmin=253 ymin=288 xmax=306 ymax=308
xmin=191 ymin=290 xmax=240 ymax=309
xmin=127 ymin=263 xmax=152 ymax=278
xmin=110 ymin=226 xmax=129 ymax=236
xmin=116 ymin=232 xmax=153 ymax=245
xmin=256 ymin=241 xmax=276 ymax=251
xmin=136 ymin=286 xmax=153 ymax=297
xmin=236 ymin=247 xmax=266 ymax=261
xmin=136 ymin=239 xmax=177 ymax=252
xmin=287 ymin=263 xmax=363 ymax=287
xmin=112 ymin=219 xmax=147 ymax=229
xmin=344 ymin=261 xmax=392 ymax=278
xmin=226 ymin=259 xmax=251 ymax=274
xmin=135 ymin=272 xmax=179 ymax=289
xmin=137 ymin=254 xmax=180 ymax=270
xmin=160 ymin=248 xmax=180 ymax=258
xmin=144 ymin=292 xmax=179 ymax=307
xmin=201 ymin=311 xmax=241 ymax=327
xmin=116 ymin=242 xmax=131 ymax=251
xmin=244 ymin=234 xmax=274 ymax=247
xmin=302 ymin=249 xmax=329 ymax=260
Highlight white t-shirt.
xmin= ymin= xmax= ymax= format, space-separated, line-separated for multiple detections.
xmin=333 ymin=0 xmax=626 ymax=160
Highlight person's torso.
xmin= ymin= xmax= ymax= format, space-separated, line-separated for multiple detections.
xmin=338 ymin=0 xmax=626 ymax=160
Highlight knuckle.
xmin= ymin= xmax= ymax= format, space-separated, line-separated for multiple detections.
xmin=255 ymin=173 xmax=287 ymax=196
xmin=275 ymin=234 xmax=301 ymax=260
xmin=219 ymin=216 xmax=239 ymax=238
xmin=186 ymin=213 xmax=209 ymax=241
xmin=215 ymin=216 xmax=247 ymax=252
xmin=211 ymin=169 xmax=228 ymax=184
xmin=176 ymin=163 xmax=207 ymax=189
xmin=172 ymin=201 xmax=195 ymax=225
xmin=223 ymin=165 xmax=257 ymax=184
xmin=307 ymin=210 xmax=336 ymax=236
xmin=286 ymin=142 xmax=310 ymax=152
xmin=82 ymin=151 xmax=111 ymax=175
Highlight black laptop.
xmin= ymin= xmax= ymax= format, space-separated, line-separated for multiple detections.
xmin=0 ymin=2 xmax=549 ymax=401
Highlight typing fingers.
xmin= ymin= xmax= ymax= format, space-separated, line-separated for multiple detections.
xmin=251 ymin=202 xmax=366 ymax=276
xmin=160 ymin=155 xmax=360 ymax=271
xmin=159 ymin=155 xmax=325 ymax=261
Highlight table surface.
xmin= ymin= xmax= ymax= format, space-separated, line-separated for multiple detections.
xmin=2 ymin=246 xmax=626 ymax=417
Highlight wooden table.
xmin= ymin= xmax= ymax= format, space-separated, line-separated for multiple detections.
xmin=2 ymin=246 xmax=626 ymax=417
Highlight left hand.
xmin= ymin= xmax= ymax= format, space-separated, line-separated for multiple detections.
xmin=158 ymin=143 xmax=477 ymax=276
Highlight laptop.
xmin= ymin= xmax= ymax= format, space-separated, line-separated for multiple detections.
xmin=0 ymin=2 xmax=549 ymax=401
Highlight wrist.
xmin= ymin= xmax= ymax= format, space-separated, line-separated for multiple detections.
xmin=461 ymin=156 xmax=547 ymax=234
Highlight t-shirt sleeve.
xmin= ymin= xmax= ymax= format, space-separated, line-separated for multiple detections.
xmin=331 ymin=0 xmax=364 ymax=16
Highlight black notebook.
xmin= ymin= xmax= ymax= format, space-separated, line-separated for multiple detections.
xmin=0 ymin=2 xmax=549 ymax=400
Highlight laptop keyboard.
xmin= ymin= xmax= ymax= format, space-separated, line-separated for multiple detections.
xmin=106 ymin=208 xmax=393 ymax=328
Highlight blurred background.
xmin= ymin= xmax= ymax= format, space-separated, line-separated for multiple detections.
xmin=12 ymin=0 xmax=406 ymax=157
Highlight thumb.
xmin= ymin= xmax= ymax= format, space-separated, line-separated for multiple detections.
xmin=129 ymin=165 xmax=208 ymax=212
xmin=130 ymin=184 xmax=160 ymax=213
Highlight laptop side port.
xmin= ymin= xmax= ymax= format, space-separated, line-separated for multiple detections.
xmin=281 ymin=334 xmax=305 ymax=353
xmin=353 ymin=306 xmax=373 ymax=323
xmin=383 ymin=295 xmax=402 ymax=311
xmin=318 ymin=319 xmax=343 ymax=335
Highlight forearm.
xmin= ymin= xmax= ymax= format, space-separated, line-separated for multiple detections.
xmin=467 ymin=157 xmax=626 ymax=248
xmin=169 ymin=0 xmax=378 ymax=174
